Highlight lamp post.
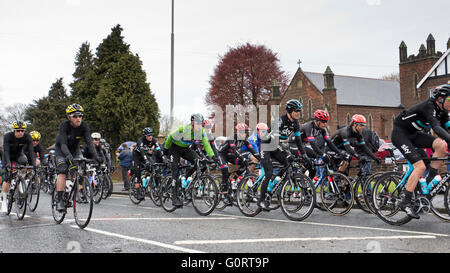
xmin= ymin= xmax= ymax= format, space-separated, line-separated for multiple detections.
xmin=170 ymin=0 xmax=175 ymax=128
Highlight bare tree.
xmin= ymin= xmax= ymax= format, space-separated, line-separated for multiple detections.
xmin=380 ymin=72 xmax=400 ymax=82
xmin=0 ymin=103 xmax=28 ymax=134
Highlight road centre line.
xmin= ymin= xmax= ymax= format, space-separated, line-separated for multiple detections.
xmin=72 ymin=225 xmax=204 ymax=253
xmin=90 ymin=216 xmax=236 ymax=221
xmin=174 ymin=235 xmax=436 ymax=245
xmin=211 ymin=213 xmax=450 ymax=238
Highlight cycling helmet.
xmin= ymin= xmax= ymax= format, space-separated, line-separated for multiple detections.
xmin=142 ymin=127 xmax=153 ymax=136
xmin=91 ymin=132 xmax=101 ymax=139
xmin=432 ymin=84 xmax=450 ymax=100
xmin=314 ymin=110 xmax=330 ymax=122
xmin=285 ymin=99 xmax=302 ymax=113
xmin=191 ymin=113 xmax=204 ymax=123
xmin=202 ymin=119 xmax=212 ymax=127
xmin=66 ymin=103 xmax=84 ymax=115
xmin=351 ymin=114 xmax=367 ymax=125
xmin=12 ymin=120 xmax=27 ymax=130
xmin=30 ymin=131 xmax=41 ymax=141
xmin=256 ymin=123 xmax=269 ymax=131
xmin=235 ymin=123 xmax=249 ymax=131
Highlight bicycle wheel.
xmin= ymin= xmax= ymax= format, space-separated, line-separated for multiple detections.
xmin=14 ymin=178 xmax=27 ymax=220
xmin=280 ymin=173 xmax=315 ymax=221
xmin=363 ymin=172 xmax=388 ymax=214
xmin=73 ymin=176 xmax=94 ymax=229
xmin=236 ymin=174 xmax=262 ymax=217
xmin=320 ymin=172 xmax=354 ymax=216
xmin=191 ymin=175 xmax=218 ymax=216
xmin=160 ymin=176 xmax=177 ymax=212
xmin=27 ymin=175 xmax=40 ymax=212
xmin=92 ymin=175 xmax=103 ymax=204
xmin=372 ymin=172 xmax=412 ymax=226
xmin=353 ymin=177 xmax=371 ymax=214
xmin=214 ymin=175 xmax=227 ymax=211
xmin=128 ymin=175 xmax=143 ymax=205
xmin=429 ymin=181 xmax=450 ymax=222
xmin=148 ymin=176 xmax=162 ymax=207
xmin=6 ymin=184 xmax=14 ymax=216
xmin=51 ymin=188 xmax=66 ymax=224
xmin=444 ymin=183 xmax=450 ymax=217
xmin=106 ymin=175 xmax=114 ymax=198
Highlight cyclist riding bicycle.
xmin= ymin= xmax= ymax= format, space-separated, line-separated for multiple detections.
xmin=258 ymin=99 xmax=311 ymax=210
xmin=301 ymin=109 xmax=349 ymax=178
xmin=331 ymin=114 xmax=381 ymax=176
xmin=99 ymin=138 xmax=113 ymax=172
xmin=24 ymin=131 xmax=45 ymax=167
xmin=392 ymin=84 xmax=450 ymax=219
xmin=131 ymin=127 xmax=163 ymax=200
xmin=217 ymin=123 xmax=261 ymax=206
xmin=54 ymin=104 xmax=101 ymax=213
xmin=1 ymin=121 xmax=36 ymax=213
xmin=82 ymin=132 xmax=106 ymax=164
xmin=163 ymin=113 xmax=217 ymax=208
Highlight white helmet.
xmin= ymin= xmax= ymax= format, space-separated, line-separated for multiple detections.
xmin=91 ymin=132 xmax=101 ymax=139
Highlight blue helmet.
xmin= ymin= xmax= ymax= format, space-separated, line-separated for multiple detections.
xmin=142 ymin=127 xmax=153 ymax=136
xmin=285 ymin=99 xmax=302 ymax=113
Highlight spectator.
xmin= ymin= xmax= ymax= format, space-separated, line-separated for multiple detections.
xmin=118 ymin=144 xmax=132 ymax=191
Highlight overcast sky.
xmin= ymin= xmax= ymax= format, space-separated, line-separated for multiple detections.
xmin=1 ymin=0 xmax=449 ymax=122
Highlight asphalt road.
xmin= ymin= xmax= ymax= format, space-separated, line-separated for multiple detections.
xmin=1 ymin=185 xmax=449 ymax=255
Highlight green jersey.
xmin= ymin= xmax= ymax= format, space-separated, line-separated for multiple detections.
xmin=164 ymin=124 xmax=215 ymax=157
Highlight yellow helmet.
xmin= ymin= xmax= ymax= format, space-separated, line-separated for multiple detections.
xmin=66 ymin=103 xmax=84 ymax=115
xmin=12 ymin=120 xmax=27 ymax=130
xmin=30 ymin=131 xmax=41 ymax=141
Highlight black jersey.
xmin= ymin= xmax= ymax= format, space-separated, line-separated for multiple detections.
xmin=300 ymin=121 xmax=341 ymax=157
xmin=394 ymin=98 xmax=450 ymax=142
xmin=55 ymin=120 xmax=98 ymax=160
xmin=133 ymin=136 xmax=161 ymax=162
xmin=331 ymin=126 xmax=377 ymax=160
xmin=2 ymin=131 xmax=35 ymax=166
xmin=82 ymin=143 xmax=106 ymax=163
xmin=24 ymin=143 xmax=45 ymax=162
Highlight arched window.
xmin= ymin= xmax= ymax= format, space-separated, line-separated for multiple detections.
xmin=368 ymin=114 xmax=373 ymax=130
xmin=346 ymin=113 xmax=351 ymax=125
xmin=299 ymin=97 xmax=304 ymax=120
xmin=414 ymin=73 xmax=419 ymax=100
xmin=308 ymin=100 xmax=313 ymax=120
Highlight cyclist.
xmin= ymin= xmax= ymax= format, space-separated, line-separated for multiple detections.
xmin=1 ymin=121 xmax=36 ymax=213
xmin=331 ymin=114 xmax=381 ymax=176
xmin=163 ymin=113 xmax=217 ymax=208
xmin=54 ymin=104 xmax=101 ymax=213
xmin=301 ymin=109 xmax=349 ymax=178
xmin=242 ymin=123 xmax=268 ymax=163
xmin=131 ymin=127 xmax=163 ymax=200
xmin=258 ymin=99 xmax=311 ymax=210
xmin=392 ymin=84 xmax=450 ymax=219
xmin=25 ymin=131 xmax=45 ymax=167
xmin=82 ymin=132 xmax=106 ymax=164
xmin=217 ymin=123 xmax=261 ymax=206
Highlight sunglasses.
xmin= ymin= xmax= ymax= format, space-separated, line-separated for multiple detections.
xmin=15 ymin=130 xmax=25 ymax=133
xmin=293 ymin=109 xmax=302 ymax=113
xmin=319 ymin=120 xmax=328 ymax=123
xmin=33 ymin=140 xmax=39 ymax=142
xmin=93 ymin=138 xmax=100 ymax=141
xmin=70 ymin=114 xmax=83 ymax=118
xmin=356 ymin=122 xmax=366 ymax=127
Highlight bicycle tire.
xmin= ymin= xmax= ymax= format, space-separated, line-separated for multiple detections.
xmin=148 ymin=176 xmax=162 ymax=207
xmin=236 ymin=173 xmax=262 ymax=217
xmin=27 ymin=175 xmax=40 ymax=212
xmin=280 ymin=173 xmax=316 ymax=221
xmin=353 ymin=176 xmax=371 ymax=214
xmin=128 ymin=175 xmax=143 ymax=205
xmin=320 ymin=172 xmax=354 ymax=216
xmin=444 ymin=183 xmax=450 ymax=218
xmin=51 ymin=187 xmax=66 ymax=224
xmin=191 ymin=175 xmax=218 ymax=216
xmin=73 ymin=176 xmax=94 ymax=229
xmin=160 ymin=176 xmax=177 ymax=212
xmin=6 ymin=186 xmax=14 ymax=216
xmin=92 ymin=175 xmax=103 ymax=204
xmin=363 ymin=172 xmax=390 ymax=214
xmin=15 ymin=177 xmax=27 ymax=220
xmin=371 ymin=171 xmax=412 ymax=226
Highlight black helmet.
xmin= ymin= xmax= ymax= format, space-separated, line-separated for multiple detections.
xmin=190 ymin=113 xmax=204 ymax=123
xmin=285 ymin=99 xmax=303 ymax=113
xmin=142 ymin=127 xmax=153 ymax=136
xmin=432 ymin=84 xmax=450 ymax=100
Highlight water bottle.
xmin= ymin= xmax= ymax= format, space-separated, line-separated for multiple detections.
xmin=313 ymin=176 xmax=319 ymax=187
xmin=66 ymin=179 xmax=74 ymax=193
xmin=181 ymin=176 xmax=187 ymax=189
xmin=186 ymin=177 xmax=192 ymax=187
xmin=267 ymin=180 xmax=274 ymax=192
xmin=142 ymin=176 xmax=150 ymax=187
xmin=231 ymin=179 xmax=237 ymax=190
xmin=274 ymin=176 xmax=281 ymax=185
xmin=427 ymin=175 xmax=442 ymax=191
xmin=419 ymin=177 xmax=429 ymax=195
xmin=246 ymin=178 xmax=254 ymax=187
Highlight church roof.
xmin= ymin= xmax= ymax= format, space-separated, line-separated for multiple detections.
xmin=303 ymin=71 xmax=401 ymax=108
xmin=416 ymin=47 xmax=450 ymax=89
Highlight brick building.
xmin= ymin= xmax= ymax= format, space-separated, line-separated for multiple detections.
xmin=270 ymin=34 xmax=450 ymax=140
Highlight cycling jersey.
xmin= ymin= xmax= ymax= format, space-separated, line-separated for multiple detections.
xmin=331 ymin=125 xmax=377 ymax=161
xmin=24 ymin=142 xmax=45 ymax=165
xmin=300 ymin=121 xmax=342 ymax=158
xmin=218 ymin=134 xmax=260 ymax=163
xmin=82 ymin=143 xmax=106 ymax=164
xmin=241 ymin=132 xmax=261 ymax=154
xmin=164 ymin=124 xmax=214 ymax=158
xmin=2 ymin=131 xmax=35 ymax=168
xmin=134 ymin=136 xmax=162 ymax=162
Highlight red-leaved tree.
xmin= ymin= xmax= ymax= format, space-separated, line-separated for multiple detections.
xmin=205 ymin=43 xmax=289 ymax=110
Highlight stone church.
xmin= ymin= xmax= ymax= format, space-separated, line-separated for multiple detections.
xmin=268 ymin=34 xmax=450 ymax=140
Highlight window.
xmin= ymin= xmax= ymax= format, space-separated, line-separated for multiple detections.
xmin=368 ymin=114 xmax=373 ymax=130
xmin=308 ymin=100 xmax=313 ymax=120
xmin=346 ymin=113 xmax=351 ymax=125
xmin=299 ymin=97 xmax=304 ymax=120
xmin=414 ymin=73 xmax=419 ymax=99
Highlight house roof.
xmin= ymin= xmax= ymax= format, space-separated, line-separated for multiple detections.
xmin=303 ymin=71 xmax=401 ymax=108
xmin=416 ymin=47 xmax=450 ymax=89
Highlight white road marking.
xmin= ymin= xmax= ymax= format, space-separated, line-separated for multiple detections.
xmin=174 ymin=235 xmax=436 ymax=245
xmin=72 ymin=225 xmax=204 ymax=253
xmin=90 ymin=216 xmax=236 ymax=221
xmin=211 ymin=213 xmax=450 ymax=237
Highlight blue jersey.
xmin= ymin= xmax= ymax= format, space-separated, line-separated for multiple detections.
xmin=240 ymin=133 xmax=260 ymax=154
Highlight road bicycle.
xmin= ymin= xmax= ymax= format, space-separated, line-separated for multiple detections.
xmin=5 ymin=165 xmax=34 ymax=220
xmin=129 ymin=162 xmax=167 ymax=206
xmin=51 ymin=158 xmax=94 ymax=229
xmin=371 ymin=157 xmax=450 ymax=226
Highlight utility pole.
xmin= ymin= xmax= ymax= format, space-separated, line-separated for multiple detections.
xmin=170 ymin=0 xmax=175 ymax=129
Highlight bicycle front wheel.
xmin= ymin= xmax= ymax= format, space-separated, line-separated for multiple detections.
xmin=15 ymin=178 xmax=27 ymax=220
xmin=73 ymin=176 xmax=94 ymax=229
xmin=27 ymin=175 xmax=40 ymax=212
xmin=236 ymin=174 xmax=262 ymax=217
xmin=51 ymin=188 xmax=66 ymax=224
xmin=320 ymin=172 xmax=354 ymax=216
xmin=191 ymin=175 xmax=218 ymax=216
xmin=92 ymin=176 xmax=103 ymax=204
xmin=280 ymin=173 xmax=315 ymax=221
xmin=160 ymin=176 xmax=177 ymax=212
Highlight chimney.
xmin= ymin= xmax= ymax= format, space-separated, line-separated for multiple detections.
xmin=426 ymin=34 xmax=435 ymax=55
xmin=419 ymin=44 xmax=426 ymax=57
xmin=324 ymin=66 xmax=335 ymax=90
xmin=399 ymin=41 xmax=407 ymax=62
